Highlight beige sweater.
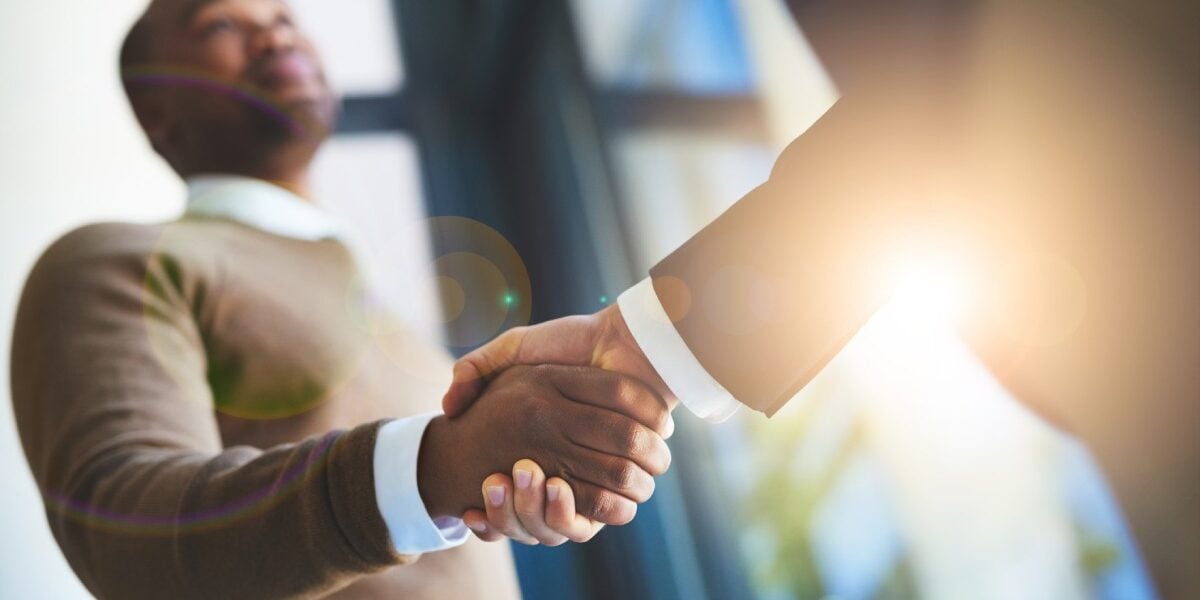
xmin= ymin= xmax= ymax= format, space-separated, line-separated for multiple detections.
xmin=10 ymin=217 xmax=520 ymax=599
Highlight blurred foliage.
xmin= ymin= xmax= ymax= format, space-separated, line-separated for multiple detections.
xmin=1075 ymin=522 xmax=1121 ymax=578
xmin=733 ymin=389 xmax=887 ymax=599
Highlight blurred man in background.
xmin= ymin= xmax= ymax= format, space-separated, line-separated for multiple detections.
xmin=9 ymin=0 xmax=674 ymax=597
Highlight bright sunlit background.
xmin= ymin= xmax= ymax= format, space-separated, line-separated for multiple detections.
xmin=0 ymin=1 xmax=1155 ymax=599
xmin=592 ymin=2 xmax=1153 ymax=599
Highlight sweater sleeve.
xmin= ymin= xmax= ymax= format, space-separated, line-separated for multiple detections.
xmin=10 ymin=224 xmax=412 ymax=600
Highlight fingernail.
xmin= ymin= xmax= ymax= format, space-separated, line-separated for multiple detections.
xmin=514 ymin=469 xmax=532 ymax=489
xmin=546 ymin=484 xmax=560 ymax=503
xmin=486 ymin=485 xmax=506 ymax=507
xmin=467 ymin=521 xmax=487 ymax=533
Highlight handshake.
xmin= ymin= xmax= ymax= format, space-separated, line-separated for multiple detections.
xmin=416 ymin=304 xmax=677 ymax=546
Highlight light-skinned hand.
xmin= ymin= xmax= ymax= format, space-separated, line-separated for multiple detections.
xmin=461 ymin=460 xmax=605 ymax=545
xmin=442 ymin=305 xmax=676 ymax=423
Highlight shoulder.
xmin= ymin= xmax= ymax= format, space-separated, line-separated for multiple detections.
xmin=17 ymin=223 xmax=169 ymax=306
xmin=36 ymin=221 xmax=167 ymax=271
xmin=32 ymin=218 xmax=251 ymax=275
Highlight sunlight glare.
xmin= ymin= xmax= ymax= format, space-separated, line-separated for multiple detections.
xmin=884 ymin=253 xmax=972 ymax=328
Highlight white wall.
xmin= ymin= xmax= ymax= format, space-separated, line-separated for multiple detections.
xmin=0 ymin=1 xmax=180 ymax=597
xmin=0 ymin=2 xmax=432 ymax=595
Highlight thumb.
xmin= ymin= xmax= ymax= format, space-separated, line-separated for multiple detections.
xmin=441 ymin=362 xmax=486 ymax=417
xmin=441 ymin=328 xmax=526 ymax=417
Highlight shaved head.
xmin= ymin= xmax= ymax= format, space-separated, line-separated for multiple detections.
xmin=118 ymin=12 xmax=158 ymax=97
xmin=116 ymin=0 xmax=338 ymax=182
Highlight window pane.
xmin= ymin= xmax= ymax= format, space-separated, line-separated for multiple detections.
xmin=611 ymin=130 xmax=773 ymax=270
xmin=310 ymin=133 xmax=444 ymax=345
xmin=569 ymin=0 xmax=754 ymax=92
xmin=611 ymin=124 xmax=1152 ymax=600
xmin=290 ymin=0 xmax=404 ymax=95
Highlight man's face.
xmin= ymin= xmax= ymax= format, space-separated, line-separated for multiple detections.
xmin=139 ymin=0 xmax=338 ymax=148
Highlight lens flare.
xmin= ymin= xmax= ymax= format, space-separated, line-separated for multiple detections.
xmin=883 ymin=251 xmax=972 ymax=327
xmin=121 ymin=66 xmax=304 ymax=135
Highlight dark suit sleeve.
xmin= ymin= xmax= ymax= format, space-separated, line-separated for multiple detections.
xmin=648 ymin=1 xmax=1200 ymax=595
xmin=648 ymin=94 xmax=946 ymax=415
xmin=647 ymin=0 xmax=976 ymax=415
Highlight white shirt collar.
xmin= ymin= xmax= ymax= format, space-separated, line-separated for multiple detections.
xmin=184 ymin=174 xmax=344 ymax=241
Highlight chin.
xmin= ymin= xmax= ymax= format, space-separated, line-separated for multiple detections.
xmin=270 ymin=86 xmax=338 ymax=138
xmin=288 ymin=96 xmax=339 ymax=139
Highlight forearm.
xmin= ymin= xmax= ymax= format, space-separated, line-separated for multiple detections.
xmin=48 ymin=421 xmax=403 ymax=600
xmin=415 ymin=415 xmax=466 ymax=518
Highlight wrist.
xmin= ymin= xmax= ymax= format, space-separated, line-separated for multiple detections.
xmin=597 ymin=303 xmax=679 ymax=411
xmin=595 ymin=304 xmax=638 ymax=365
xmin=416 ymin=416 xmax=462 ymax=519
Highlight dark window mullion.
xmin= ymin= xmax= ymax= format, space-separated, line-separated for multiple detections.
xmin=598 ymin=88 xmax=769 ymax=141
xmin=335 ymin=92 xmax=414 ymax=134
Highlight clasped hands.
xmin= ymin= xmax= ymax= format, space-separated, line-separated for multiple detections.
xmin=416 ymin=305 xmax=674 ymax=546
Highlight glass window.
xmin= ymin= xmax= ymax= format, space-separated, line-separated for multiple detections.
xmin=290 ymin=0 xmax=405 ymax=95
xmin=568 ymin=0 xmax=754 ymax=92
xmin=311 ymin=133 xmax=444 ymax=346
xmin=611 ymin=129 xmax=773 ymax=268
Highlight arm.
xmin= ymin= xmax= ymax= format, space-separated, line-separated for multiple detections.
xmin=444 ymin=5 xmax=1200 ymax=590
xmin=442 ymin=95 xmax=906 ymax=421
xmin=10 ymin=226 xmax=404 ymax=599
xmin=11 ymin=226 xmax=672 ymax=598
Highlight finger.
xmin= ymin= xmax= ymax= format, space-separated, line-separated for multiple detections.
xmin=544 ymin=477 xmax=605 ymax=543
xmin=461 ymin=508 xmax=506 ymax=542
xmin=569 ymin=446 xmax=656 ymax=503
xmin=568 ymin=478 xmax=639 ymax=526
xmin=512 ymin=460 xmax=569 ymax=546
xmin=481 ymin=474 xmax=538 ymax=545
xmin=564 ymin=403 xmax=672 ymax=476
xmin=442 ymin=327 xmax=527 ymax=417
xmin=547 ymin=367 xmax=673 ymax=437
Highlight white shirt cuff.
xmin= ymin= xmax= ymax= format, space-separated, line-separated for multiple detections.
xmin=618 ymin=277 xmax=740 ymax=423
xmin=373 ymin=412 xmax=470 ymax=554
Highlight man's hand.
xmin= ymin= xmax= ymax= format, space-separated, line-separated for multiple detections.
xmin=442 ymin=305 xmax=673 ymax=421
xmin=417 ymin=364 xmax=672 ymax=525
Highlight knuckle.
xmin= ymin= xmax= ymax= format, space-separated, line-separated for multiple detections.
xmin=653 ymin=443 xmax=672 ymax=475
xmin=489 ymin=514 xmax=514 ymax=533
xmin=546 ymin=511 xmax=569 ymax=532
xmin=609 ymin=459 xmax=640 ymax=491
xmin=630 ymin=475 xmax=655 ymax=503
xmin=491 ymin=521 xmax=518 ymax=537
xmin=652 ymin=409 xmax=671 ymax=436
xmin=614 ymin=421 xmax=645 ymax=455
xmin=613 ymin=378 xmax=636 ymax=405
xmin=514 ymin=492 xmax=543 ymax=520
xmin=515 ymin=503 xmax=541 ymax=521
xmin=616 ymin=503 xmax=637 ymax=525
xmin=583 ymin=490 xmax=618 ymax=523
xmin=604 ymin=496 xmax=637 ymax=526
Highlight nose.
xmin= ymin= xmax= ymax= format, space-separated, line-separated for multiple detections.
xmin=248 ymin=19 xmax=298 ymax=58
